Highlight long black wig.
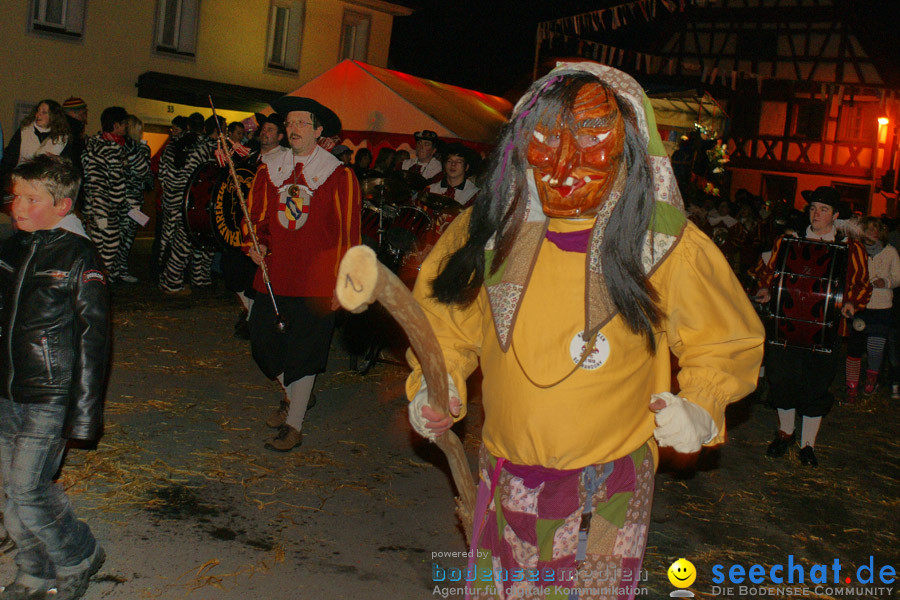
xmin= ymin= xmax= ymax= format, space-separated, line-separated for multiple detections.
xmin=430 ymin=71 xmax=664 ymax=351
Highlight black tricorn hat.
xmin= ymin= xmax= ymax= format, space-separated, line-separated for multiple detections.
xmin=801 ymin=186 xmax=846 ymax=217
xmin=270 ymin=96 xmax=341 ymax=137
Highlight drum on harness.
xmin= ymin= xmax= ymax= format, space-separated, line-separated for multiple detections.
xmin=766 ymin=237 xmax=847 ymax=353
xmin=183 ymin=159 xmax=256 ymax=250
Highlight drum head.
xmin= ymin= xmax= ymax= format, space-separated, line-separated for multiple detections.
xmin=767 ymin=238 xmax=847 ymax=352
xmin=183 ymin=162 xmax=221 ymax=249
xmin=209 ymin=165 xmax=256 ymax=249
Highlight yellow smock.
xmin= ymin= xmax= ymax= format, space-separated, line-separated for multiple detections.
xmin=406 ymin=210 xmax=765 ymax=470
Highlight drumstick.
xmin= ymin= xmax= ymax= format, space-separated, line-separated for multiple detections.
xmin=209 ymin=97 xmax=288 ymax=333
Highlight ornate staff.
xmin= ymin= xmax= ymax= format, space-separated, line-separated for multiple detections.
xmin=335 ymin=245 xmax=477 ymax=542
xmin=208 ymin=96 xmax=288 ymax=333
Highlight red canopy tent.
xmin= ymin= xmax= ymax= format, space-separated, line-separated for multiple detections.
xmin=281 ymin=59 xmax=513 ymax=158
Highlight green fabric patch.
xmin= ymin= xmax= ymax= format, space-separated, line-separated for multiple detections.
xmin=649 ymin=201 xmax=686 ymax=236
xmin=536 ymin=518 xmax=566 ymax=562
xmin=484 ymin=249 xmax=508 ymax=287
xmin=642 ymin=94 xmax=667 ymax=158
xmin=472 ymin=553 xmax=495 ymax=592
xmin=630 ymin=444 xmax=647 ymax=467
xmin=594 ymin=491 xmax=633 ymax=529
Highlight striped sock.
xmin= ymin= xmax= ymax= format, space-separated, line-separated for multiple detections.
xmin=867 ymin=336 xmax=887 ymax=373
xmin=846 ymin=356 xmax=861 ymax=387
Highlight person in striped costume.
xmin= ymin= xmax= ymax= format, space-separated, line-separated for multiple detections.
xmin=113 ymin=115 xmax=152 ymax=283
xmin=81 ymin=106 xmax=134 ymax=281
xmin=157 ymin=115 xmax=218 ymax=294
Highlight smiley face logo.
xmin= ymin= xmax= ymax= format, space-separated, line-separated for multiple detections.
xmin=667 ymin=558 xmax=697 ymax=589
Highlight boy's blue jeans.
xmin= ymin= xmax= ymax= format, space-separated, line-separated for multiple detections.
xmin=0 ymin=397 xmax=96 ymax=587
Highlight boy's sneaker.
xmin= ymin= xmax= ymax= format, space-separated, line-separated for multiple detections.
xmin=1 ymin=571 xmax=54 ymax=599
xmin=0 ymin=583 xmax=49 ymax=599
xmin=51 ymin=545 xmax=105 ymax=600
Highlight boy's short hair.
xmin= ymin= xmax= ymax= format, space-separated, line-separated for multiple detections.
xmin=11 ymin=155 xmax=80 ymax=213
xmin=100 ymin=106 xmax=128 ymax=133
xmin=188 ymin=112 xmax=205 ymax=132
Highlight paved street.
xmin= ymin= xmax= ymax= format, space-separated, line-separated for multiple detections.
xmin=0 ymin=242 xmax=896 ymax=600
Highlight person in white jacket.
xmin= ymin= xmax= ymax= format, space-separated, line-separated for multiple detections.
xmin=846 ymin=216 xmax=900 ymax=399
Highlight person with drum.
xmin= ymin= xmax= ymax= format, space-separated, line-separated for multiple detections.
xmin=158 ymin=116 xmax=221 ymax=294
xmin=401 ymin=130 xmax=442 ymax=181
xmin=425 ymin=143 xmax=480 ymax=208
xmin=243 ymin=96 xmax=360 ymax=452
xmin=754 ymin=186 xmax=871 ymax=466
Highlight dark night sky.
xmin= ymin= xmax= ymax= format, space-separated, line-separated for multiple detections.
xmin=387 ymin=0 xmax=605 ymax=99
xmin=387 ymin=0 xmax=900 ymax=100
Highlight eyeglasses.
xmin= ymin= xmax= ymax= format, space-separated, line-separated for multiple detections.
xmin=285 ymin=120 xmax=315 ymax=128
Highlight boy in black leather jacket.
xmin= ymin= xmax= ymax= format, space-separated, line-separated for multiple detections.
xmin=0 ymin=155 xmax=109 ymax=600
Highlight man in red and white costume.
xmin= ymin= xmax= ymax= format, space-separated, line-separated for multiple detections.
xmin=244 ymin=96 xmax=361 ymax=452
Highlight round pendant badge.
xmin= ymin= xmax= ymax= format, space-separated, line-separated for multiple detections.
xmin=569 ymin=331 xmax=610 ymax=370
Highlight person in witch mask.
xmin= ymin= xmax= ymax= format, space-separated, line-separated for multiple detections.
xmin=405 ymin=62 xmax=764 ymax=600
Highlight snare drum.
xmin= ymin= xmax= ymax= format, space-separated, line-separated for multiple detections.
xmin=183 ymin=162 xmax=219 ymax=249
xmin=184 ymin=161 xmax=255 ymax=249
xmin=767 ymin=237 xmax=847 ymax=353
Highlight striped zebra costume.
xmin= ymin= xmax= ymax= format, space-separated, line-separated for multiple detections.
xmin=117 ymin=139 xmax=152 ymax=279
xmin=158 ymin=134 xmax=216 ymax=291
xmin=82 ymin=133 xmax=131 ymax=279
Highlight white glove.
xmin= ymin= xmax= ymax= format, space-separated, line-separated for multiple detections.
xmin=408 ymin=374 xmax=459 ymax=442
xmin=650 ymin=392 xmax=719 ymax=454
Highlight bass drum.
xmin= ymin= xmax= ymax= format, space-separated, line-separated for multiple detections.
xmin=184 ymin=160 xmax=256 ymax=249
xmin=767 ymin=238 xmax=847 ymax=353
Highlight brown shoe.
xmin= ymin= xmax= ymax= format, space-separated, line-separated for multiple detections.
xmin=265 ymin=400 xmax=290 ymax=428
xmin=264 ymin=425 xmax=302 ymax=452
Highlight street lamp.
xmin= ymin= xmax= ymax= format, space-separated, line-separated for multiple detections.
xmin=877 ymin=116 xmax=898 ymax=197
